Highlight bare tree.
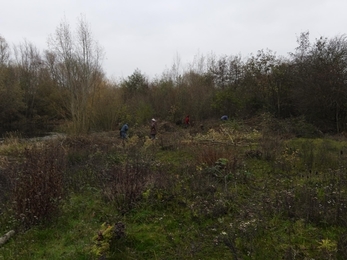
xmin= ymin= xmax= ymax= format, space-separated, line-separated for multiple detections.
xmin=0 ymin=35 xmax=10 ymax=65
xmin=48 ymin=15 xmax=104 ymax=133
xmin=0 ymin=36 xmax=25 ymax=130
xmin=209 ymin=54 xmax=244 ymax=90
xmin=14 ymin=40 xmax=43 ymax=119
xmin=290 ymin=34 xmax=347 ymax=132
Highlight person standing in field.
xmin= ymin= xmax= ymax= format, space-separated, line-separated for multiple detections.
xmin=120 ymin=123 xmax=128 ymax=139
xmin=184 ymin=115 xmax=190 ymax=128
xmin=150 ymin=118 xmax=157 ymax=139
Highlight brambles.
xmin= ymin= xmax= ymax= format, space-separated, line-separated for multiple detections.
xmin=10 ymin=141 xmax=66 ymax=228
xmin=102 ymin=161 xmax=152 ymax=213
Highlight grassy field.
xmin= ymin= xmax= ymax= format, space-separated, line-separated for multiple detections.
xmin=1 ymin=117 xmax=347 ymax=259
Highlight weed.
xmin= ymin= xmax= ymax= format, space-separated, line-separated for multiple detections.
xmin=90 ymin=221 xmax=126 ymax=259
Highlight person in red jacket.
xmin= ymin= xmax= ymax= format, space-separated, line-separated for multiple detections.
xmin=184 ymin=115 xmax=190 ymax=127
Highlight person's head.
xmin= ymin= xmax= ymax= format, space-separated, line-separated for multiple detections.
xmin=151 ymin=118 xmax=156 ymax=122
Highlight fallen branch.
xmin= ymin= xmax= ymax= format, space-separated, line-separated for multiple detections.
xmin=0 ymin=230 xmax=15 ymax=247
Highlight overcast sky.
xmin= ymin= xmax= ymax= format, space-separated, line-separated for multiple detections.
xmin=1 ymin=0 xmax=346 ymax=80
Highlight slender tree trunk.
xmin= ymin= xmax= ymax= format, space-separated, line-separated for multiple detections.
xmin=336 ymin=104 xmax=339 ymax=133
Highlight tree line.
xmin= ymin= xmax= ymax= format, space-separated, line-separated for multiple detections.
xmin=1 ymin=17 xmax=347 ymax=135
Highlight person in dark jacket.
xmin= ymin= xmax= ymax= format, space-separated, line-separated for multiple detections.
xmin=150 ymin=118 xmax=157 ymax=139
xmin=120 ymin=123 xmax=128 ymax=139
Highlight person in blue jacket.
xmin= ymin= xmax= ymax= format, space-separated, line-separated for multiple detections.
xmin=120 ymin=123 xmax=129 ymax=139
xmin=221 ymin=115 xmax=228 ymax=121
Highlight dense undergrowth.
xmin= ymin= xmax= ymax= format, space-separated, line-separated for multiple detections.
xmin=1 ymin=116 xmax=347 ymax=259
